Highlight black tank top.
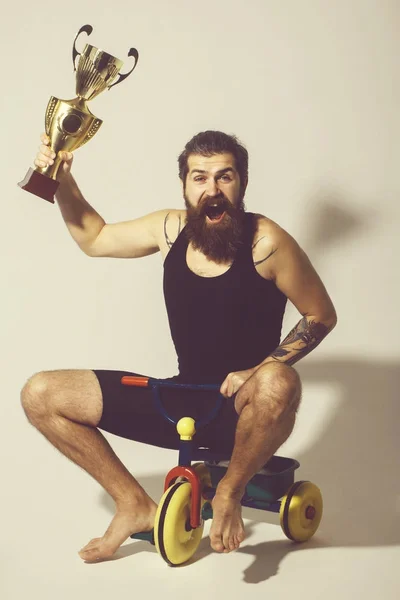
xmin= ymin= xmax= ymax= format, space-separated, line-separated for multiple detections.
xmin=163 ymin=212 xmax=287 ymax=384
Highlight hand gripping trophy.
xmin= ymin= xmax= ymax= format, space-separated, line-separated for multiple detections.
xmin=18 ymin=24 xmax=139 ymax=203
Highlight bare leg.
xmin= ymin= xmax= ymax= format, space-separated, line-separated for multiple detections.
xmin=209 ymin=363 xmax=301 ymax=553
xmin=21 ymin=369 xmax=157 ymax=562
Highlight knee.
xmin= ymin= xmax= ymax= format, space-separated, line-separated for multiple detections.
xmin=252 ymin=362 xmax=301 ymax=417
xmin=20 ymin=372 xmax=52 ymax=422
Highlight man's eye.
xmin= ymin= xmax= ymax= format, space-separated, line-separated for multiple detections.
xmin=193 ymin=175 xmax=231 ymax=182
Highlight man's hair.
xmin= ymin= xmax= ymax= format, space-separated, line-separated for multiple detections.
xmin=178 ymin=130 xmax=248 ymax=190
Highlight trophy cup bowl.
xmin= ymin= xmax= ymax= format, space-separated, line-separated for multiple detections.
xmin=18 ymin=25 xmax=139 ymax=203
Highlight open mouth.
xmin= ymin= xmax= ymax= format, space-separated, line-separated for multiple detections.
xmin=205 ymin=204 xmax=226 ymax=223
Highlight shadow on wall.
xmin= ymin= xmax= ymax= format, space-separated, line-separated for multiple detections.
xmin=289 ymin=195 xmax=400 ymax=547
xmin=300 ymin=191 xmax=380 ymax=252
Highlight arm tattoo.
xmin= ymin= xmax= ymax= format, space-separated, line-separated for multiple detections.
xmin=252 ymin=236 xmax=278 ymax=266
xmin=164 ymin=213 xmax=172 ymax=248
xmin=164 ymin=213 xmax=182 ymax=249
xmin=252 ymin=236 xmax=266 ymax=249
xmin=270 ymin=316 xmax=332 ymax=366
xmin=177 ymin=213 xmax=182 ymax=238
xmin=254 ymin=248 xmax=277 ymax=267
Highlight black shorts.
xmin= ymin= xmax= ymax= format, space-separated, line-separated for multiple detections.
xmin=94 ymin=370 xmax=239 ymax=453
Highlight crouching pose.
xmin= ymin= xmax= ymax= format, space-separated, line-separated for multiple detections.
xmin=21 ymin=130 xmax=337 ymax=561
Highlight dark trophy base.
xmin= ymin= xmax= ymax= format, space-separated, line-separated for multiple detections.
xmin=18 ymin=168 xmax=59 ymax=203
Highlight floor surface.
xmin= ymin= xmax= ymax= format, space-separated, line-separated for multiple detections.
xmin=3 ymin=436 xmax=399 ymax=600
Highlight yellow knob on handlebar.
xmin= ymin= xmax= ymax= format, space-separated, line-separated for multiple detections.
xmin=177 ymin=417 xmax=196 ymax=440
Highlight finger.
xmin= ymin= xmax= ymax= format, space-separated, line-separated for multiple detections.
xmin=34 ymin=158 xmax=49 ymax=168
xmin=40 ymin=132 xmax=50 ymax=145
xmin=222 ymin=376 xmax=230 ymax=397
xmin=35 ymin=152 xmax=54 ymax=165
xmin=39 ymin=145 xmax=55 ymax=159
xmin=58 ymin=151 xmax=73 ymax=161
xmin=37 ymin=152 xmax=54 ymax=165
xmin=232 ymin=377 xmax=243 ymax=396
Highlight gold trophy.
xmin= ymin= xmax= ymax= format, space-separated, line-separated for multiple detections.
xmin=18 ymin=24 xmax=139 ymax=203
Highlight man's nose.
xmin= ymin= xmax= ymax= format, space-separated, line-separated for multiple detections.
xmin=206 ymin=179 xmax=220 ymax=196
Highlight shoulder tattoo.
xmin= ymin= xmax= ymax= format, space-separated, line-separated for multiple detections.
xmin=252 ymin=236 xmax=278 ymax=266
xmin=164 ymin=212 xmax=182 ymax=248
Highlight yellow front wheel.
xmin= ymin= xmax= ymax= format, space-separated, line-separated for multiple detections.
xmin=280 ymin=480 xmax=323 ymax=542
xmin=154 ymin=481 xmax=204 ymax=566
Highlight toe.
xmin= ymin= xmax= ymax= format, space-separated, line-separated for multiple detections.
xmin=213 ymin=541 xmax=225 ymax=553
xmin=79 ymin=538 xmax=101 ymax=553
xmin=210 ymin=535 xmax=225 ymax=553
xmin=228 ymin=537 xmax=236 ymax=551
xmin=79 ymin=544 xmax=114 ymax=562
xmin=223 ymin=533 xmax=233 ymax=552
xmin=79 ymin=547 xmax=100 ymax=561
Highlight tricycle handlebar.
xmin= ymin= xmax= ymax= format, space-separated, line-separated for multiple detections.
xmin=121 ymin=376 xmax=223 ymax=428
xmin=121 ymin=376 xmax=221 ymax=392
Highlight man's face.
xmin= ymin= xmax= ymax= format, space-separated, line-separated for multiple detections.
xmin=182 ymin=153 xmax=247 ymax=263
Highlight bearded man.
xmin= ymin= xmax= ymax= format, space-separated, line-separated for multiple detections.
xmin=21 ymin=130 xmax=337 ymax=561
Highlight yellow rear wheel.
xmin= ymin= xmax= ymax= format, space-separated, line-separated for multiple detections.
xmin=154 ymin=481 xmax=204 ymax=566
xmin=280 ymin=480 xmax=323 ymax=542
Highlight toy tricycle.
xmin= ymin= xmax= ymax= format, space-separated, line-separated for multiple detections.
xmin=121 ymin=376 xmax=323 ymax=566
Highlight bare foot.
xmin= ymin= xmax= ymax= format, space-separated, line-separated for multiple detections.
xmin=209 ymin=492 xmax=245 ymax=553
xmin=79 ymin=497 xmax=158 ymax=562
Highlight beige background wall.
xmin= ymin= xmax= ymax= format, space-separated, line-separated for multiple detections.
xmin=2 ymin=1 xmax=399 ymax=598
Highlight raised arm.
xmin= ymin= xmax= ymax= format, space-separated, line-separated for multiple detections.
xmin=35 ymin=133 xmax=180 ymax=258
xmin=84 ymin=209 xmax=170 ymax=258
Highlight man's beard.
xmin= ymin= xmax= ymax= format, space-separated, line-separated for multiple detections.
xmin=184 ymin=190 xmax=246 ymax=263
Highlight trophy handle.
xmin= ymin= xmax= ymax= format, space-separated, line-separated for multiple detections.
xmin=45 ymin=97 xmax=58 ymax=136
xmin=108 ymin=48 xmax=139 ymax=90
xmin=72 ymin=24 xmax=93 ymax=70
